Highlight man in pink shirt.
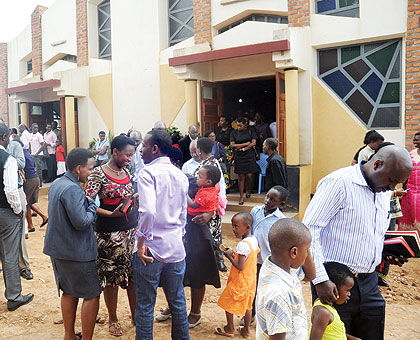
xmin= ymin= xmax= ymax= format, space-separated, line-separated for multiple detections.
xmin=29 ymin=123 xmax=44 ymax=187
xmin=44 ymin=123 xmax=57 ymax=182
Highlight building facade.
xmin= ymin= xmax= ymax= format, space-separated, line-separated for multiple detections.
xmin=0 ymin=0 xmax=414 ymax=215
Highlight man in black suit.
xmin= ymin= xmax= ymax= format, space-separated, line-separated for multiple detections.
xmin=263 ymin=137 xmax=288 ymax=190
xmin=179 ymin=125 xmax=199 ymax=163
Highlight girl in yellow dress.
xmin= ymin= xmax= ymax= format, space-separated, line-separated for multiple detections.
xmin=216 ymin=212 xmax=259 ymax=339
xmin=309 ymin=262 xmax=360 ymax=340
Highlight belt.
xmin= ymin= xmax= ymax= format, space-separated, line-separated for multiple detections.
xmin=354 ymin=272 xmax=371 ymax=278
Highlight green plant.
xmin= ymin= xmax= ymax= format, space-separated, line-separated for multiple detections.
xmin=167 ymin=126 xmax=183 ymax=139
xmin=88 ymin=138 xmax=97 ymax=150
xmin=107 ymin=130 xmax=114 ymax=158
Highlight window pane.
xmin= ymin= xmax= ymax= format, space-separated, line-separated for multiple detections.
xmin=317 ymin=0 xmax=336 ymax=13
xmin=361 ymin=73 xmax=382 ymax=101
xmin=366 ymin=42 xmax=398 ymax=77
xmin=346 ymin=90 xmax=374 ymax=124
xmin=322 ymin=70 xmax=354 ymax=99
xmin=203 ymin=87 xmax=217 ymax=100
xmin=344 ymin=59 xmax=370 ymax=82
xmin=319 ymin=49 xmax=338 ymax=74
xmin=169 ymin=0 xmax=193 ymax=45
xmin=390 ymin=51 xmax=401 ymax=79
xmin=364 ymin=42 xmax=384 ymax=54
xmin=371 ymin=107 xmax=400 ymax=128
xmin=339 ymin=0 xmax=358 ymax=8
xmin=380 ymin=82 xmax=400 ymax=104
xmin=341 ymin=46 xmax=360 ymax=64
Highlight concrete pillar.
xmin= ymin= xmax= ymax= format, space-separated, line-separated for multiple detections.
xmin=20 ymin=103 xmax=29 ymax=126
xmin=65 ymin=97 xmax=76 ymax=151
xmin=284 ymin=68 xmax=300 ymax=165
xmin=185 ymin=80 xmax=198 ymax=129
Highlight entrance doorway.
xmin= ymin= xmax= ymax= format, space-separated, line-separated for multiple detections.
xmin=28 ymin=101 xmax=61 ymax=134
xmin=200 ymin=74 xmax=285 ymax=156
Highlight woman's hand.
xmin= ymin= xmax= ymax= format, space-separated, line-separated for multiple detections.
xmin=109 ymin=203 xmax=124 ymax=217
xmin=132 ymin=193 xmax=139 ymax=209
xmin=192 ymin=212 xmax=214 ymax=225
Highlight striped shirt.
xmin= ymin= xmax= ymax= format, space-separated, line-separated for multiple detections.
xmin=256 ymin=258 xmax=308 ymax=340
xmin=0 ymin=145 xmax=22 ymax=214
xmin=303 ymin=164 xmax=392 ymax=285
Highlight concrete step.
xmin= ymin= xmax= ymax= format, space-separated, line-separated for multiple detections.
xmin=226 ymin=201 xmax=256 ymax=213
xmin=227 ymin=193 xmax=265 ymax=204
xmin=221 ymin=210 xmax=299 ymax=231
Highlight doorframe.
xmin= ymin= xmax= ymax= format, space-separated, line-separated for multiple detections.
xmin=199 ymin=75 xmax=286 ymax=156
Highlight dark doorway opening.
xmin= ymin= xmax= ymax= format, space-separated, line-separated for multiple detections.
xmin=222 ymin=78 xmax=276 ymax=125
xmin=29 ymin=101 xmax=61 ymax=133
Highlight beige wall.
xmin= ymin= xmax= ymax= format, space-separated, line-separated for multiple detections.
xmin=89 ymin=73 xmax=114 ymax=134
xmin=159 ymin=64 xmax=186 ymax=127
xmin=311 ymin=77 xmax=366 ymax=192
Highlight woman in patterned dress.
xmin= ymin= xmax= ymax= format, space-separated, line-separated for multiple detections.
xmin=85 ymin=135 xmax=138 ymax=337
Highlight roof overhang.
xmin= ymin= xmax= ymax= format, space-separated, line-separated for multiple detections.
xmin=5 ymin=79 xmax=61 ymax=95
xmin=169 ymin=39 xmax=290 ymax=67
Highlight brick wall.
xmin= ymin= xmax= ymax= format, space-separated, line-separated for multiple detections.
xmin=288 ymin=0 xmax=310 ymax=27
xmin=405 ymin=1 xmax=420 ymax=146
xmin=0 ymin=43 xmax=8 ymax=125
xmin=193 ymin=0 xmax=212 ymax=45
xmin=31 ymin=5 xmax=47 ymax=77
xmin=76 ymin=0 xmax=88 ymax=66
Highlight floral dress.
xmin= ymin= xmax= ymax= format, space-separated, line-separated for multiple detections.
xmin=85 ymin=166 xmax=138 ymax=289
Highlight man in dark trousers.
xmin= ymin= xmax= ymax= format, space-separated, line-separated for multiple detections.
xmin=263 ymin=137 xmax=288 ymax=190
xmin=0 ymin=123 xmax=34 ymax=311
xmin=179 ymin=125 xmax=199 ymax=163
xmin=303 ymin=145 xmax=412 ymax=340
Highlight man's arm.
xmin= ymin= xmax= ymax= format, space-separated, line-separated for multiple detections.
xmin=270 ymin=158 xmax=287 ymax=187
xmin=9 ymin=142 xmax=25 ymax=170
xmin=3 ymin=156 xmax=22 ymax=215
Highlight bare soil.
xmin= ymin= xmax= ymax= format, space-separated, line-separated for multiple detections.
xmin=1 ymin=194 xmax=420 ymax=339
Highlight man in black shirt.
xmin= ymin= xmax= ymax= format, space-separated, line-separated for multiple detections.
xmin=263 ymin=137 xmax=288 ymax=191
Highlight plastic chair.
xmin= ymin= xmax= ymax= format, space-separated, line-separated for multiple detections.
xmin=256 ymin=153 xmax=269 ymax=194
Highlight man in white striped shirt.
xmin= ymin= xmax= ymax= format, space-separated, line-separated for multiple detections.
xmin=0 ymin=123 xmax=34 ymax=311
xmin=303 ymin=145 xmax=412 ymax=340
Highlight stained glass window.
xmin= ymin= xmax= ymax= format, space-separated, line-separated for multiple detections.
xmin=318 ymin=39 xmax=402 ymax=128
xmin=316 ymin=0 xmax=359 ymax=17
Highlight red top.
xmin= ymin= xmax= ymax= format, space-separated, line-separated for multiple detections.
xmin=188 ymin=186 xmax=220 ymax=216
xmin=56 ymin=145 xmax=65 ymax=162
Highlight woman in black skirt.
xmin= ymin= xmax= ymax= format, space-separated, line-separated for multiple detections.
xmin=43 ymin=148 xmax=99 ymax=340
xmin=230 ymin=117 xmax=259 ymax=205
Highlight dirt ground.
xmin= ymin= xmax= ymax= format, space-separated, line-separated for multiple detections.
xmin=1 ymin=194 xmax=420 ymax=340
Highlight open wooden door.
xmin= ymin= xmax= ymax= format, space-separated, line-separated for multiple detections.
xmin=200 ymin=81 xmax=223 ymax=135
xmin=276 ymin=72 xmax=286 ymax=158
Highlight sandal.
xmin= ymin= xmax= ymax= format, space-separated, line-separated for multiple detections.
xmin=188 ymin=312 xmax=202 ymax=328
xmin=246 ymin=194 xmax=251 ymax=198
xmin=28 ymin=228 xmax=35 ymax=233
xmin=214 ymin=326 xmax=234 ymax=338
xmin=109 ymin=321 xmax=123 ymax=337
xmin=40 ymin=218 xmax=48 ymax=228
xmin=75 ymin=332 xmax=82 ymax=340
xmin=238 ymin=326 xmax=250 ymax=339
xmin=238 ymin=201 xmax=244 ymax=205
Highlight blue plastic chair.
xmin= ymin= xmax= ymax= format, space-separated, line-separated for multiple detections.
xmin=256 ymin=153 xmax=269 ymax=194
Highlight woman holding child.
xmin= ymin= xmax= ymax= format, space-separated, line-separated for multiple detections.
xmin=84 ymin=135 xmax=138 ymax=337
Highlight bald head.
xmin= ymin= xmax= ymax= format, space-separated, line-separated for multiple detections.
xmin=268 ymin=218 xmax=311 ymax=254
xmin=130 ymin=130 xmax=142 ymax=146
xmin=188 ymin=125 xmax=199 ymax=140
xmin=153 ymin=121 xmax=167 ymax=131
xmin=363 ymin=145 xmax=413 ymax=193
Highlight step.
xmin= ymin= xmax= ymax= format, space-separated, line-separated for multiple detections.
xmin=226 ymin=201 xmax=256 ymax=213
xmin=227 ymin=193 xmax=265 ymax=204
xmin=221 ymin=210 xmax=299 ymax=231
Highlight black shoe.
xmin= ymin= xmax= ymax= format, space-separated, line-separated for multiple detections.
xmin=20 ymin=268 xmax=33 ymax=280
xmin=378 ymin=277 xmax=389 ymax=287
xmin=217 ymin=261 xmax=228 ymax=272
xmin=7 ymin=293 xmax=34 ymax=311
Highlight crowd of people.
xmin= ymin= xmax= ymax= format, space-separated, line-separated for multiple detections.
xmin=0 ymin=116 xmax=418 ymax=340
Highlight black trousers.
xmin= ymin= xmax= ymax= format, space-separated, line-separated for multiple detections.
xmin=311 ymin=271 xmax=385 ymax=340
xmin=46 ymin=154 xmax=56 ymax=182
xmin=251 ymin=263 xmax=262 ymax=317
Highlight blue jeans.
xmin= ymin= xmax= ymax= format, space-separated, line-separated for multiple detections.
xmin=133 ymin=254 xmax=190 ymax=340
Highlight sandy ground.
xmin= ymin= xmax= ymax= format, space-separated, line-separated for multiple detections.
xmin=1 ymin=194 xmax=420 ymax=340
